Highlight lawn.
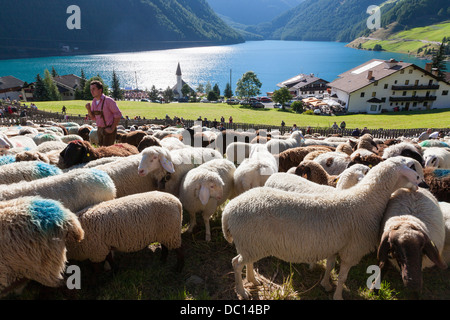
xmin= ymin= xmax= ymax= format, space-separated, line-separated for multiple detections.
xmin=34 ymin=100 xmax=450 ymax=129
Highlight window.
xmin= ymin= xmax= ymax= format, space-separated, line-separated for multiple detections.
xmin=394 ymin=80 xmax=398 ymax=84
xmin=413 ymin=102 xmax=417 ymax=107
xmin=443 ymin=91 xmax=449 ymax=96
xmin=413 ymin=91 xmax=417 ymax=97
xmin=405 ymin=80 xmax=409 ymax=85
xmin=374 ymin=81 xmax=378 ymax=86
xmin=370 ymin=105 xmax=378 ymax=111
xmin=360 ymin=92 xmax=365 ymax=98
xmin=409 ymin=69 xmax=413 ymax=74
xmin=384 ymin=84 xmax=388 ymax=89
xmin=402 ymin=91 xmax=407 ymax=96
xmin=372 ymin=92 xmax=376 ymax=97
xmin=400 ymin=70 xmax=405 ymax=74
xmin=415 ymin=80 xmax=419 ymax=86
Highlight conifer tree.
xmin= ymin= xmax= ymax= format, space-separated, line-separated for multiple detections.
xmin=43 ymin=69 xmax=61 ymax=101
xmin=33 ymin=73 xmax=48 ymax=101
xmin=111 ymin=70 xmax=123 ymax=100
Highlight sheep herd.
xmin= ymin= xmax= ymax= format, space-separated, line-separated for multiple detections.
xmin=0 ymin=120 xmax=449 ymax=300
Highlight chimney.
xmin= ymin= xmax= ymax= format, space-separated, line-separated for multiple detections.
xmin=367 ymin=70 xmax=373 ymax=80
xmin=425 ymin=63 xmax=432 ymax=73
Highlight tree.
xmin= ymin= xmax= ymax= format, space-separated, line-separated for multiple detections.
xmin=111 ymin=70 xmax=123 ymax=100
xmin=224 ymin=82 xmax=232 ymax=99
xmin=181 ymin=84 xmax=191 ymax=98
xmin=51 ymin=66 xmax=58 ymax=77
xmin=432 ymin=39 xmax=448 ymax=81
xmin=33 ymin=73 xmax=48 ymax=101
xmin=196 ymin=83 xmax=204 ymax=94
xmin=75 ymin=69 xmax=87 ymax=100
xmin=213 ymin=83 xmax=220 ymax=97
xmin=271 ymin=87 xmax=292 ymax=110
xmin=148 ymin=85 xmax=159 ymax=101
xmin=373 ymin=44 xmax=383 ymax=51
xmin=43 ymin=69 xmax=61 ymax=101
xmin=235 ymin=71 xmax=262 ymax=100
xmin=207 ymin=90 xmax=218 ymax=101
xmin=291 ymin=100 xmax=304 ymax=113
xmin=162 ymin=86 xmax=174 ymax=103
xmin=205 ymin=81 xmax=212 ymax=95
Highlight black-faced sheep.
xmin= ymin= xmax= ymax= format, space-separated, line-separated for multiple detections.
xmin=59 ymin=140 xmax=139 ymax=168
xmin=116 ymin=130 xmax=148 ymax=147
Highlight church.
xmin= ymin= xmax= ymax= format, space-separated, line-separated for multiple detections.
xmin=172 ymin=62 xmax=194 ymax=100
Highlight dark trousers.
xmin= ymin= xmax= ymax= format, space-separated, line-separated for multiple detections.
xmin=98 ymin=127 xmax=117 ymax=146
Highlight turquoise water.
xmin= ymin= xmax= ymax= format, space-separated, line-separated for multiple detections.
xmin=0 ymin=40 xmax=444 ymax=95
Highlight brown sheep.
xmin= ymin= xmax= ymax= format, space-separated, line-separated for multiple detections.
xmin=348 ymin=152 xmax=384 ymax=168
xmin=276 ymin=145 xmax=336 ymax=172
xmin=294 ymin=160 xmax=339 ymax=187
xmin=137 ymin=135 xmax=162 ymax=152
xmin=423 ymin=167 xmax=450 ymax=202
xmin=59 ymin=140 xmax=139 ymax=168
xmin=116 ymin=130 xmax=148 ymax=147
xmin=77 ymin=126 xmax=91 ymax=141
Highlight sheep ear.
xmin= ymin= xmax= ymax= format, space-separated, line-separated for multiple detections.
xmin=160 ymin=156 xmax=175 ymax=173
xmin=377 ymin=231 xmax=391 ymax=269
xmin=423 ymin=236 xmax=447 ymax=270
xmin=199 ymin=184 xmax=210 ymax=205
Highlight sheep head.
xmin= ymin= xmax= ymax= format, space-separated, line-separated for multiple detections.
xmin=138 ymin=146 xmax=174 ymax=177
xmin=388 ymin=157 xmax=425 ymax=192
xmin=195 ymin=172 xmax=225 ymax=205
xmin=378 ymin=219 xmax=447 ymax=295
xmin=59 ymin=140 xmax=97 ymax=168
xmin=424 ymin=155 xmax=439 ymax=168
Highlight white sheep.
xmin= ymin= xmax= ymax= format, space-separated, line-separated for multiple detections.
xmin=233 ymin=144 xmax=278 ymax=195
xmin=382 ymin=141 xmax=424 ymax=166
xmin=378 ymin=187 xmax=447 ymax=295
xmin=0 ymin=168 xmax=116 ymax=212
xmin=66 ymin=191 xmax=184 ymax=272
xmin=138 ymin=146 xmax=223 ymax=197
xmin=225 ymin=141 xmax=253 ymax=164
xmin=0 ymin=133 xmax=37 ymax=155
xmin=0 ymin=196 xmax=84 ymax=297
xmin=179 ymin=158 xmax=236 ymax=241
xmin=266 ymin=130 xmax=304 ymax=154
xmin=335 ymin=164 xmax=370 ymax=189
xmin=222 ymin=156 xmax=424 ymax=300
xmin=0 ymin=160 xmax=62 ymax=184
xmin=312 ymin=151 xmax=351 ymax=175
xmin=440 ymin=201 xmax=450 ymax=264
xmin=32 ymin=133 xmax=63 ymax=145
xmin=423 ymin=147 xmax=450 ymax=169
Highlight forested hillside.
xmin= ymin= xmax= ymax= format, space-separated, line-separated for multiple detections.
xmin=0 ymin=0 xmax=243 ymax=59
xmin=240 ymin=0 xmax=450 ymax=43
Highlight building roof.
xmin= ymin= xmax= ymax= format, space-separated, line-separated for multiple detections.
xmin=328 ymin=59 xmax=412 ymax=94
xmin=0 ymin=75 xmax=24 ymax=90
xmin=176 ymin=62 xmax=182 ymax=76
xmin=52 ymin=74 xmax=82 ymax=90
xmin=277 ymin=73 xmax=327 ymax=89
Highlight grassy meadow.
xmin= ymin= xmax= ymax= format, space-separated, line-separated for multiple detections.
xmin=34 ymin=100 xmax=450 ymax=129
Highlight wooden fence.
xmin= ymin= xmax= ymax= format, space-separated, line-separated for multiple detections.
xmin=0 ymin=106 xmax=448 ymax=140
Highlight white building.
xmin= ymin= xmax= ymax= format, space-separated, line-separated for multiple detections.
xmin=328 ymin=59 xmax=450 ymax=114
xmin=172 ymin=62 xmax=193 ymax=100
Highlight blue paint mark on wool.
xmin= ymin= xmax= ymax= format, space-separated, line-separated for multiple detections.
xmin=89 ymin=168 xmax=114 ymax=188
xmin=0 ymin=155 xmax=15 ymax=166
xmin=29 ymin=199 xmax=67 ymax=233
xmin=35 ymin=162 xmax=63 ymax=178
xmin=433 ymin=169 xmax=450 ymax=178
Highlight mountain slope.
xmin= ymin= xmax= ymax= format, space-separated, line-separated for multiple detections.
xmin=0 ymin=0 xmax=244 ymax=60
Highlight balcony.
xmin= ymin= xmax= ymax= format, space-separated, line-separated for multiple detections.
xmin=391 ymin=84 xmax=440 ymax=90
xmin=389 ymin=95 xmax=437 ymax=102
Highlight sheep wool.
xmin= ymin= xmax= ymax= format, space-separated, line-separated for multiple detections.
xmin=67 ymin=191 xmax=183 ymax=271
xmin=0 ymin=168 xmax=116 ymax=212
xmin=0 ymin=161 xmax=62 ymax=184
xmin=223 ymin=156 xmax=425 ymax=300
xmin=0 ymin=196 xmax=84 ymax=297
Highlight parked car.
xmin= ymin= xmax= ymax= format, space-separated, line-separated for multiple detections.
xmin=260 ymin=97 xmax=272 ymax=102
xmin=251 ymin=102 xmax=265 ymax=108
xmin=226 ymin=99 xmax=240 ymax=105
xmin=140 ymin=98 xmax=150 ymax=102
xmin=200 ymin=98 xmax=209 ymax=103
xmin=274 ymin=103 xmax=282 ymax=108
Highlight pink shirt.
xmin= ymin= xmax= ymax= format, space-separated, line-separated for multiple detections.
xmin=91 ymin=94 xmax=122 ymax=128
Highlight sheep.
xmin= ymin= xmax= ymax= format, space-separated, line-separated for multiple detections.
xmin=59 ymin=140 xmax=139 ymax=168
xmin=313 ymin=151 xmax=351 ymax=175
xmin=382 ymin=142 xmax=424 ymax=166
xmin=423 ymin=147 xmax=450 ymax=169
xmin=0 ymin=196 xmax=84 ymax=298
xmin=334 ymin=164 xmax=370 ymax=189
xmin=138 ymin=146 xmax=223 ymax=197
xmin=32 ymin=133 xmax=62 ymax=146
xmin=160 ymin=136 xmax=189 ymax=151
xmin=354 ymin=133 xmax=378 ymax=153
xmin=440 ymin=201 xmax=450 ymax=264
xmin=77 ymin=125 xmax=93 ymax=141
xmin=225 ymin=142 xmax=253 ymax=164
xmin=422 ymin=167 xmax=450 ymax=202
xmin=293 ymin=160 xmax=340 ymax=187
xmin=233 ymin=144 xmax=278 ymax=195
xmin=179 ymin=159 xmax=236 ymax=241
xmin=137 ymin=135 xmax=162 ymax=152
xmin=35 ymin=140 xmax=68 ymax=153
xmin=66 ymin=191 xmax=184 ymax=273
xmin=116 ymin=130 xmax=148 ymax=147
xmin=222 ymin=156 xmax=424 ymax=300
xmin=0 ymin=168 xmax=116 ymax=212
xmin=89 ymin=128 xmax=99 ymax=145
xmin=377 ymin=187 xmax=447 ymax=296
xmin=276 ymin=145 xmax=335 ymax=172
xmin=212 ymin=130 xmax=257 ymax=155
xmin=59 ymin=134 xmax=84 ymax=144
xmin=0 ymin=155 xmax=16 ymax=166
xmin=0 ymin=133 xmax=37 ymax=154
xmin=266 ymin=130 xmax=304 ymax=154
xmin=0 ymin=161 xmax=62 ymax=184
xmin=347 ymin=151 xmax=384 ymax=168
xmin=419 ymin=140 xmax=449 ymax=148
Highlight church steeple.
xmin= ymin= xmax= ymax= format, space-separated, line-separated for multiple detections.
xmin=176 ymin=62 xmax=182 ymax=76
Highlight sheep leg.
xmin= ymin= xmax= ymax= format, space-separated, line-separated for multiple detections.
xmin=174 ymin=247 xmax=185 ymax=272
xmin=246 ymin=263 xmax=261 ymax=286
xmin=320 ymin=255 xmax=336 ymax=292
xmin=232 ymin=254 xmax=250 ymax=299
xmin=187 ymin=211 xmax=197 ymax=234
xmin=160 ymin=244 xmax=169 ymax=263
xmin=333 ymin=261 xmax=352 ymax=300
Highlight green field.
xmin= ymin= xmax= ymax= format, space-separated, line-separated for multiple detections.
xmin=34 ymin=100 xmax=450 ymax=129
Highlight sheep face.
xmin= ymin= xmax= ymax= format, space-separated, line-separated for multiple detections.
xmin=390 ymin=158 xmax=425 ymax=192
xmin=197 ymin=178 xmax=224 ymax=205
xmin=59 ymin=140 xmax=94 ymax=168
xmin=424 ymin=155 xmax=439 ymax=168
xmin=378 ymin=221 xmax=447 ymax=295
xmin=138 ymin=147 xmax=174 ymax=177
